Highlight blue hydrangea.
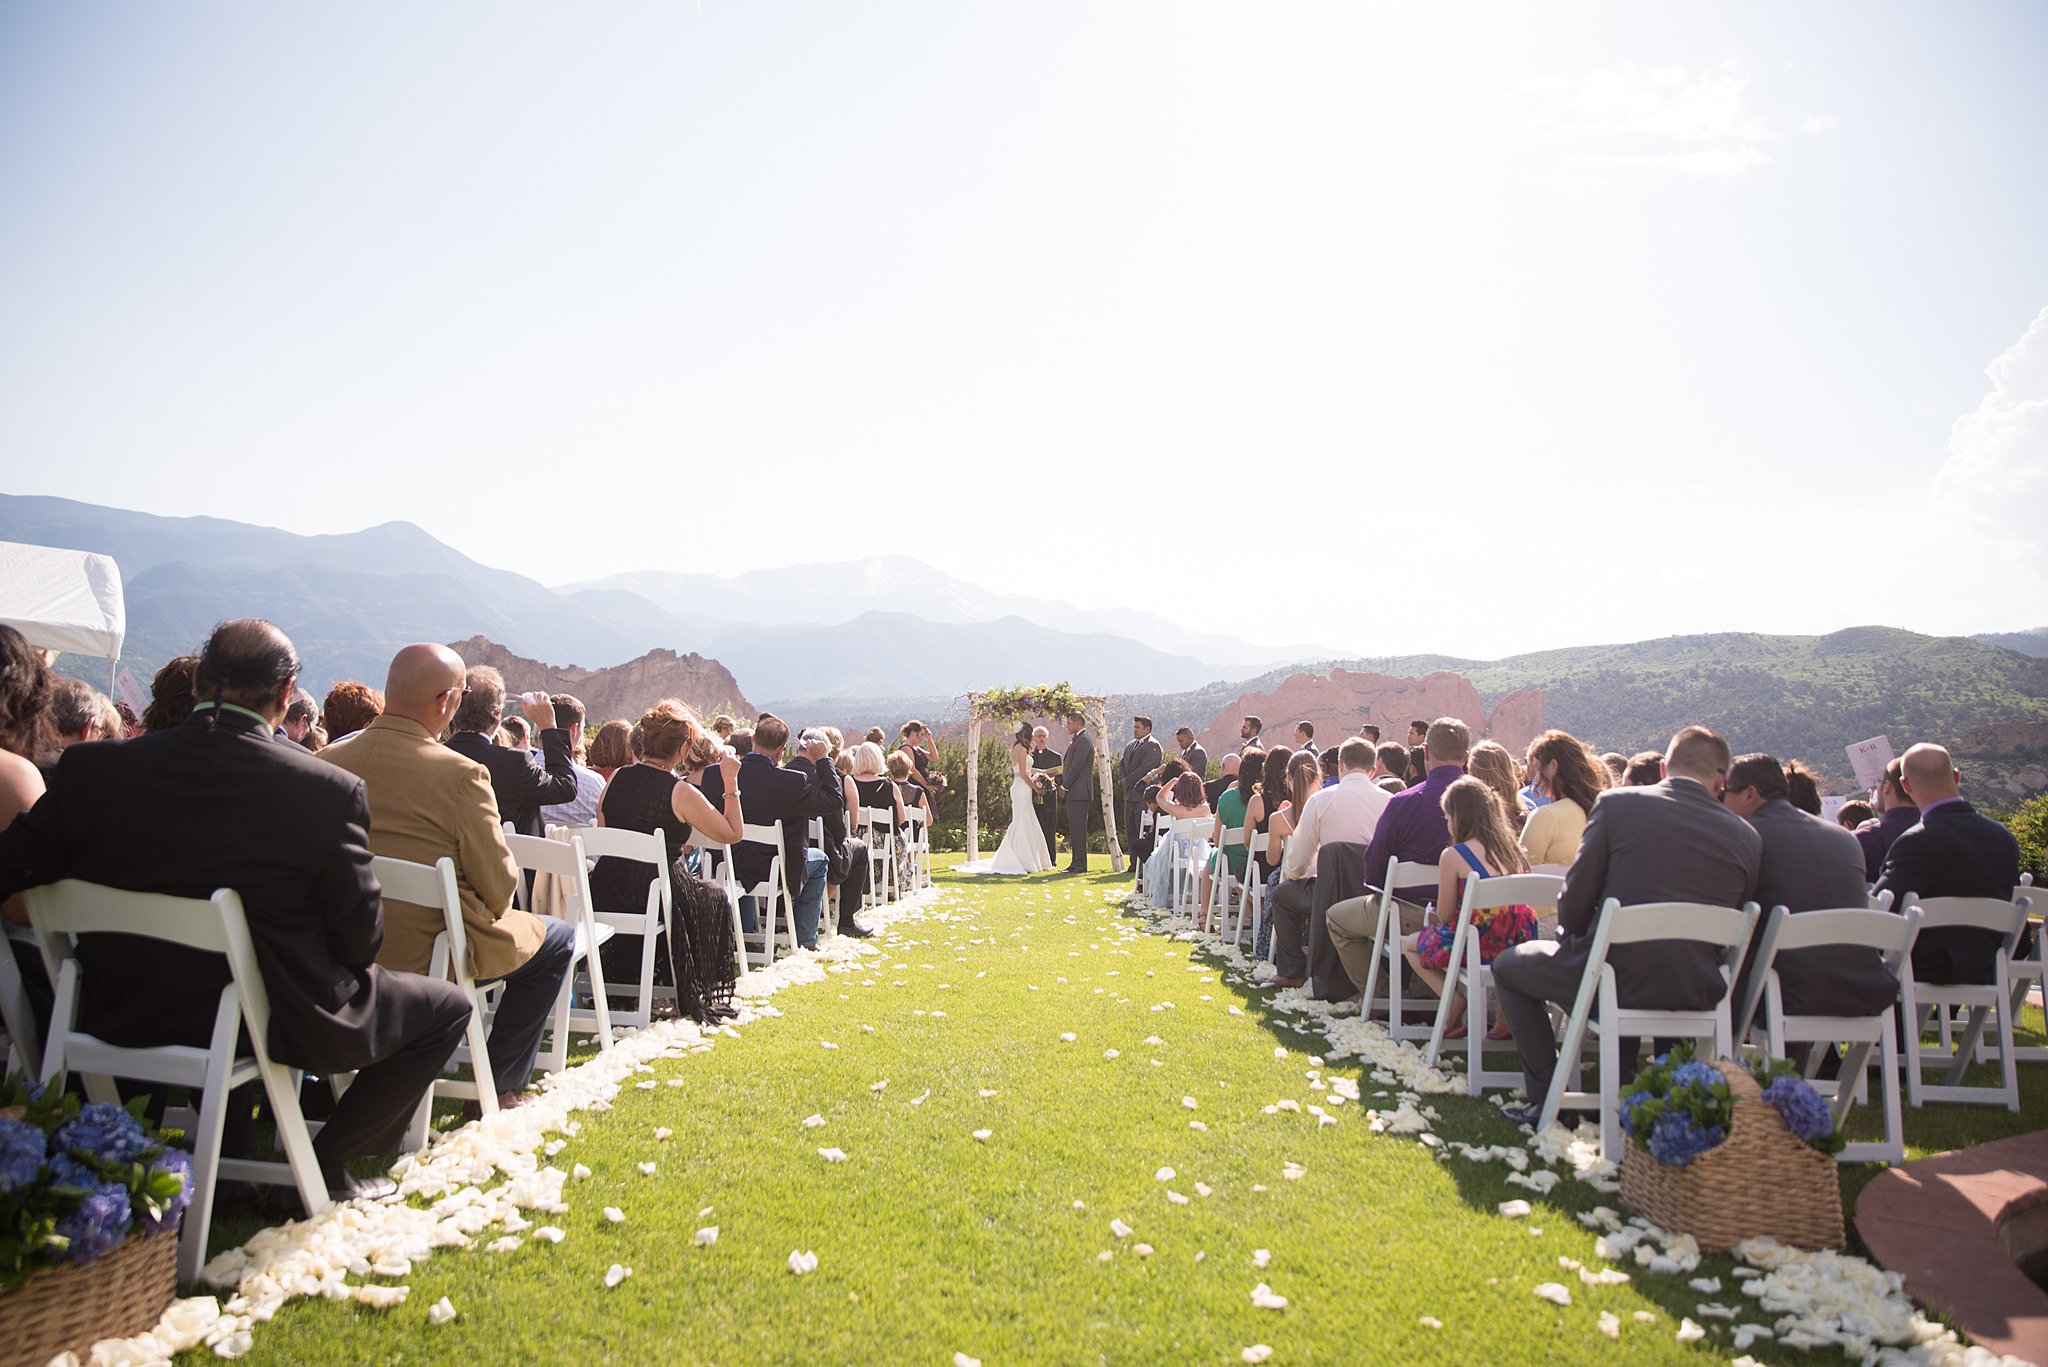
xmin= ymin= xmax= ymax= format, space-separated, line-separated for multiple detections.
xmin=1646 ymin=1110 xmax=1726 ymax=1168
xmin=1671 ymin=1061 xmax=1723 ymax=1092
xmin=141 ymin=1148 xmax=195 ymax=1235
xmin=51 ymin=1102 xmax=149 ymax=1166
xmin=0 ymin=1116 xmax=46 ymax=1195
xmin=45 ymin=1153 xmax=100 ymax=1190
xmin=1619 ymin=1089 xmax=1655 ymax=1138
xmin=53 ymin=1179 xmax=132 ymax=1263
xmin=1761 ymin=1075 xmax=1835 ymax=1145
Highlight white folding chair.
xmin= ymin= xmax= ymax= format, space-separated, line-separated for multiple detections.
xmin=902 ymin=808 xmax=933 ymax=890
xmin=1423 ymin=872 xmax=1567 ymax=1096
xmin=373 ymin=856 xmax=500 ymax=1151
xmin=1984 ymin=875 xmax=2044 ymax=1064
xmin=1133 ymin=810 xmax=1157 ymax=899
xmin=858 ymin=807 xmax=898 ymax=910
xmin=1168 ymin=820 xmax=1210 ymax=915
xmin=27 ymin=881 xmax=330 ymax=1283
xmin=1 ymin=937 xmax=42 ymax=1078
xmin=1204 ymin=825 xmax=1247 ymax=934
xmin=1229 ymin=832 xmax=1270 ymax=949
xmin=686 ymin=831 xmax=749 ymax=981
xmin=1897 ymin=893 xmax=2030 ymax=1110
xmin=736 ymin=823 xmax=794 ymax=966
xmin=1539 ymin=899 xmax=1760 ymax=1159
xmin=1359 ymin=858 xmax=1444 ymax=1042
xmin=551 ymin=826 xmax=672 ymax=1030
xmin=505 ymin=830 xmax=616 ymax=1072
xmin=1735 ymin=905 xmax=1923 ymax=1164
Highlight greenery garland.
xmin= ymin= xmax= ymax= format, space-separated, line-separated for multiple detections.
xmin=974 ymin=682 xmax=1090 ymax=722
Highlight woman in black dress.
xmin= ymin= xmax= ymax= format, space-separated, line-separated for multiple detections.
xmin=590 ymin=699 xmax=743 ymax=1021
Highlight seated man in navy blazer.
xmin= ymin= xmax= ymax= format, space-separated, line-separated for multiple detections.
xmin=1874 ymin=743 xmax=2023 ymax=985
xmin=444 ymin=667 xmax=577 ymax=839
xmin=734 ymin=714 xmax=841 ymax=949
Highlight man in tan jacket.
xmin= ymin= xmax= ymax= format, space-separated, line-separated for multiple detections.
xmin=322 ymin=644 xmax=575 ymax=1108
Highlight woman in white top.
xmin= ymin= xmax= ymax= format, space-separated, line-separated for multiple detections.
xmin=1518 ymin=729 xmax=1607 ymax=867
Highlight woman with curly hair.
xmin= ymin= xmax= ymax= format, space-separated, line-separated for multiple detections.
xmin=1 ymin=625 xmax=56 ymax=1029
xmin=1519 ymin=728 xmax=1606 ymax=866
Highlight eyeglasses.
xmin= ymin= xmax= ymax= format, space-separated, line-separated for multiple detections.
xmin=438 ymin=684 xmax=472 ymax=701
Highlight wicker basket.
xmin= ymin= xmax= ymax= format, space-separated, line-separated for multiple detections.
xmin=0 ymin=1229 xmax=178 ymax=1367
xmin=1618 ymin=1058 xmax=1845 ymax=1253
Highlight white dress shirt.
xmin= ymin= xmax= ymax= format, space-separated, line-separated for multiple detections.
xmin=1280 ymin=771 xmax=1394 ymax=881
xmin=541 ymin=762 xmax=607 ymax=830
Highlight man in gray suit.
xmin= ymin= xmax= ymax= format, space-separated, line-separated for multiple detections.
xmin=1118 ymin=716 xmax=1163 ymax=877
xmin=1723 ymin=754 xmax=1896 ymax=1025
xmin=1175 ymin=727 xmax=1209 ymax=782
xmin=1493 ymin=726 xmax=1762 ymax=1128
xmin=1060 ymin=713 xmax=1096 ymax=873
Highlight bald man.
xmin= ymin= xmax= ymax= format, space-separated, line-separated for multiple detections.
xmin=1874 ymin=743 xmax=2023 ymax=985
xmin=323 ymin=645 xmax=575 ymax=1108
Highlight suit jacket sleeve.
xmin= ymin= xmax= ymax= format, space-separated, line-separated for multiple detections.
xmin=787 ymin=758 xmax=845 ymax=819
xmin=458 ymin=764 xmax=522 ymax=919
xmin=0 ymin=785 xmax=69 ymax=905
xmin=497 ymin=729 xmax=578 ymax=809
xmin=1872 ymin=829 xmax=1931 ymax=904
xmin=1557 ymin=797 xmax=1612 ymax=937
xmin=317 ymin=780 xmax=385 ymax=969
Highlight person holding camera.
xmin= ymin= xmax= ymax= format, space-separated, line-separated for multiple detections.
xmin=446 ymin=669 xmax=578 ymax=839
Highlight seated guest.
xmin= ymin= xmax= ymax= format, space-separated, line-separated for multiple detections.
xmin=1403 ymin=776 xmax=1536 ymax=1038
xmin=1375 ymin=742 xmax=1409 ymax=787
xmin=1260 ymin=738 xmax=1392 ymax=990
xmin=1784 ymin=759 xmax=1824 ymax=816
xmin=1143 ymin=772 xmax=1211 ymax=897
xmin=4 ymin=622 xmax=471 ymax=1199
xmin=1321 ymin=746 xmax=1342 ymax=788
xmin=1328 ymin=718 xmax=1470 ymax=992
xmin=1624 ymin=751 xmax=1664 ymax=786
xmin=322 ymin=681 xmax=384 ymax=743
xmin=1835 ymin=799 xmax=1876 ymax=832
xmin=498 ymin=715 xmax=530 ymax=751
xmin=445 ymin=667 xmax=577 ymax=839
xmin=113 ymin=700 xmax=142 ymax=739
xmin=850 ymin=742 xmax=905 ymax=897
xmin=322 ymin=645 xmax=575 ymax=1110
xmin=143 ymin=654 xmax=201 ymax=734
xmin=1204 ymin=752 xmax=1240 ymax=809
xmin=48 ymin=677 xmax=110 ymax=755
xmin=1492 ymin=726 xmax=1760 ymax=1128
xmin=1406 ymin=745 xmax=1428 ymax=788
xmin=0 ymin=627 xmax=56 ymax=1030
xmin=1240 ymin=745 xmax=1292 ymax=889
xmin=539 ymin=693 xmax=606 ymax=830
xmin=1294 ymin=720 xmax=1318 ymax=757
xmin=282 ymin=688 xmax=320 ymax=745
xmin=806 ymin=727 xmax=872 ymax=938
xmin=1519 ymin=729 xmax=1604 ymax=867
xmin=729 ymin=726 xmax=753 ymax=757
xmin=1599 ymin=751 xmax=1629 ymax=786
xmin=736 ymin=715 xmax=842 ymax=950
xmin=587 ymin=719 xmax=633 ymax=781
xmin=1467 ymin=740 xmax=1527 ymax=832
xmin=1857 ymin=758 xmax=1917 ymax=882
xmin=1874 ymin=743 xmax=2023 ymax=985
xmin=1721 ymin=754 xmax=1895 ymax=1038
xmin=589 ymin=700 xmax=744 ymax=1015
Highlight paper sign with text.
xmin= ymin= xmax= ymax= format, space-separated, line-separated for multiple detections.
xmin=1845 ymin=735 xmax=1894 ymax=792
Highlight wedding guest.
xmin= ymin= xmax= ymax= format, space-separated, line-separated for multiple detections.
xmin=322 ymin=681 xmax=384 ymax=743
xmin=1857 ymin=758 xmax=1918 ymax=881
xmin=1519 ymin=730 xmax=1604 ymax=867
xmin=728 ymin=726 xmax=753 ymax=757
xmin=1261 ymin=739 xmax=1392 ymax=990
xmin=1836 ymin=799 xmax=1876 ymax=832
xmin=1196 ymin=748 xmax=1260 ymax=930
xmin=499 ymin=716 xmax=530 ymax=751
xmin=1143 ymin=772 xmax=1211 ymax=895
xmin=1375 ymin=742 xmax=1409 ymax=787
xmin=1240 ymin=716 xmax=1264 ymax=753
xmin=1320 ymin=746 xmax=1342 ymax=787
xmin=710 ymin=715 xmax=737 ymax=744
xmin=1406 ymin=745 xmax=1428 ymax=789
xmin=1401 ymin=776 xmax=1536 ymax=1039
xmin=447 ymin=667 xmax=577 ymax=840
xmin=8 ymin=622 xmax=472 ymax=1198
xmin=1119 ymin=716 xmax=1163 ymax=873
xmin=805 ymin=726 xmax=872 ymax=937
xmin=143 ymin=654 xmax=201 ymax=734
xmin=588 ymin=720 xmax=633 ymax=780
xmin=0 ymin=626 xmax=55 ymax=1028
xmin=1255 ymin=750 xmax=1321 ymax=961
xmin=1176 ymin=727 xmax=1209 ymax=780
xmin=737 ymin=716 xmax=841 ymax=949
xmin=282 ymin=688 xmax=320 ymax=745
xmin=1241 ymin=745 xmax=1293 ymax=891
xmin=1875 ymin=743 xmax=2023 ymax=985
xmin=1467 ymin=740 xmax=1526 ymax=832
xmin=899 ymin=720 xmax=946 ymax=805
xmin=1624 ymin=751 xmax=1664 ymax=786
xmin=540 ymin=693 xmax=606 ymax=830
xmin=1407 ymin=720 xmax=1428 ymax=749
xmin=47 ymin=677 xmax=108 ymax=755
xmin=863 ymin=726 xmax=886 ymax=747
xmin=300 ymin=725 xmax=326 ymax=753
xmin=1329 ymin=718 xmax=1470 ymax=992
xmin=1294 ymin=721 xmax=1317 ymax=757
xmin=1204 ymin=752 xmax=1239 ymax=809
xmin=1600 ymin=751 xmax=1629 ymax=786
xmin=850 ymin=742 xmax=904 ymax=896
xmin=1784 ymin=759 xmax=1824 ymax=816
xmin=113 ymin=700 xmax=142 ymax=739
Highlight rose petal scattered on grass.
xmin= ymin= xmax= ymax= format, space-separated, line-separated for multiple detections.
xmin=636 ymin=1162 xmax=656 ymax=1176
xmin=1182 ymin=1097 xmax=1200 ymax=1110
xmin=1166 ymin=1190 xmax=1189 ymax=1205
xmin=1676 ymin=1318 xmax=1705 ymax=1342
xmin=571 ymin=1163 xmax=592 ymax=1180
xmin=1134 ymin=1243 xmax=1154 ymax=1257
xmin=1598 ymin=1311 xmax=1620 ymax=1339
xmin=1250 ymin=1283 xmax=1288 ymax=1310
xmin=1533 ymin=1282 xmax=1572 ymax=1306
xmin=1418 ymin=1316 xmax=1443 ymax=1329
xmin=427 ymin=1297 xmax=456 ymax=1325
xmin=802 ymin=1114 xmax=826 ymax=1129
xmin=1155 ymin=1166 xmax=1176 ymax=1182
xmin=954 ymin=1355 xmax=982 ymax=1367
xmin=1110 ymin=1219 xmax=1133 ymax=1238
xmin=603 ymin=1207 xmax=624 ymax=1223
xmin=911 ymin=1090 xmax=931 ymax=1106
xmin=788 ymin=1249 xmax=819 ymax=1276
xmin=1498 ymin=1200 xmax=1532 ymax=1219
xmin=1242 ymin=1347 xmax=1273 ymax=1364
xmin=534 ymin=1226 xmax=566 ymax=1244
xmin=484 ymin=1236 xmax=521 ymax=1254
xmin=693 ymin=1226 xmax=719 ymax=1247
xmin=1060 ymin=1032 xmax=1077 ymax=1042
xmin=1190 ymin=1120 xmax=1209 ymax=1132
xmin=604 ymin=1263 xmax=631 ymax=1288
xmin=870 ymin=1079 xmax=888 ymax=1092
xmin=818 ymin=1147 xmax=848 ymax=1163
xmin=972 ymin=1129 xmax=993 ymax=1142
xmin=1194 ymin=1182 xmax=1214 ymax=1197
xmin=654 ymin=1127 xmax=673 ymax=1140
xmin=1252 ymin=1248 xmax=1271 ymax=1269
xmin=1104 ymin=1049 xmax=1121 ymax=1059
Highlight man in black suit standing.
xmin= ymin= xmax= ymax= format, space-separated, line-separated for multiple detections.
xmin=1175 ymin=727 xmax=1209 ymax=781
xmin=1293 ymin=721 xmax=1318 ymax=757
xmin=1492 ymin=726 xmax=1762 ymax=1128
xmin=0 ymin=620 xmax=471 ymax=1201
xmin=1059 ymin=713 xmax=1096 ymax=873
xmin=1875 ymin=743 xmax=2023 ymax=985
xmin=1029 ymin=725 xmax=1061 ymax=855
xmin=445 ymin=667 xmax=577 ymax=839
xmin=735 ymin=715 xmax=843 ymax=949
xmin=1117 ymin=716 xmax=1163 ymax=876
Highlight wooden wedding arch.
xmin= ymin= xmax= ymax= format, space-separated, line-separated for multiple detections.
xmin=964 ymin=685 xmax=1126 ymax=873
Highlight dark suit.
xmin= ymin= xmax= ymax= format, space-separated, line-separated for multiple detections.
xmin=0 ymin=708 xmax=471 ymax=1168
xmin=1117 ymin=734 xmax=1162 ymax=875
xmin=1062 ymin=726 xmax=1096 ymax=871
xmin=1181 ymin=744 xmax=1209 ymax=780
xmin=1493 ymin=775 xmax=1762 ymax=1101
xmin=1874 ymin=799 xmax=2022 ymax=984
xmin=447 ymin=727 xmax=576 ymax=840
xmin=1030 ymin=746 xmax=1061 ymax=853
xmin=1744 ymin=798 xmax=1897 ymax=1017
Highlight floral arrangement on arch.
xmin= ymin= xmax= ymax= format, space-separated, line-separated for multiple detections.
xmin=0 ymin=1077 xmax=193 ymax=1289
xmin=976 ymin=682 xmax=1088 ymax=723
xmin=1619 ymin=1043 xmax=1842 ymax=1168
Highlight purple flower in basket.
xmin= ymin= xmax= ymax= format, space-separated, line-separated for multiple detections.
xmin=141 ymin=1147 xmax=195 ymax=1235
xmin=53 ymin=1178 xmax=133 ymax=1263
xmin=1646 ymin=1110 xmax=1726 ymax=1168
xmin=1670 ymin=1060 xmax=1722 ymax=1092
xmin=52 ymin=1102 xmax=149 ymax=1166
xmin=46 ymin=1153 xmax=101 ymax=1191
xmin=1619 ymin=1089 xmax=1654 ymax=1138
xmin=0 ymin=1115 xmax=46 ymax=1194
xmin=1760 ymin=1075 xmax=1834 ymax=1145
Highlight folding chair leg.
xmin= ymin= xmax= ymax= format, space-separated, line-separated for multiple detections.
xmin=258 ymin=1059 xmax=330 ymax=1224
xmin=178 ymin=1050 xmax=235 ymax=1283
xmin=1997 ymin=993 xmax=2020 ymax=1112
xmin=1598 ymin=1024 xmax=1622 ymax=1160
xmin=1945 ymin=1007 xmax=1990 ymax=1087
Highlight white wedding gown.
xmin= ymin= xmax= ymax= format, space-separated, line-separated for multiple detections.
xmin=962 ymin=766 xmax=1055 ymax=876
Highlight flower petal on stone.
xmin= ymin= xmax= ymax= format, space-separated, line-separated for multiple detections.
xmin=427 ymin=1297 xmax=457 ymax=1325
xmin=788 ymin=1249 xmax=819 ymax=1275
xmin=1533 ymin=1282 xmax=1572 ymax=1306
xmin=1250 ymin=1283 xmax=1288 ymax=1310
xmin=604 ymin=1263 xmax=631 ymax=1288
xmin=694 ymin=1226 xmax=719 ymax=1247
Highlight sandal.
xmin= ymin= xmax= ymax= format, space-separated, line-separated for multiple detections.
xmin=1443 ymin=1022 xmax=1469 ymax=1040
xmin=1485 ymin=1022 xmax=1514 ymax=1041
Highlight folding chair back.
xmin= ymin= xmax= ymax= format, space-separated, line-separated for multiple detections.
xmin=560 ymin=825 xmax=672 ymax=1029
xmin=1986 ymin=877 xmax=2046 ymax=1064
xmin=373 ymin=855 xmax=499 ymax=1148
xmin=26 ymin=880 xmax=330 ymax=1282
xmin=1897 ymin=893 xmax=2029 ymax=1110
xmin=504 ymin=831 xmax=615 ymax=1068
xmin=1205 ymin=825 xmax=1247 ymax=933
xmin=1423 ymin=871 xmax=1566 ymax=1092
xmin=902 ymin=807 xmax=932 ymax=889
xmin=1230 ymin=831 xmax=1269 ymax=947
xmin=858 ymin=807 xmax=897 ymax=909
xmin=737 ymin=823 xmax=792 ymax=966
xmin=0 ymin=935 xmax=41 ymax=1078
xmin=687 ymin=832 xmax=749 ymax=979
xmin=1361 ymin=857 xmax=1443 ymax=1040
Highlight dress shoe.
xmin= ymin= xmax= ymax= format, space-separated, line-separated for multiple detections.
xmin=841 ymin=922 xmax=874 ymax=939
xmin=1256 ymin=975 xmax=1307 ymax=990
xmin=327 ymin=1170 xmax=398 ymax=1203
xmin=1501 ymin=1102 xmax=1580 ymax=1131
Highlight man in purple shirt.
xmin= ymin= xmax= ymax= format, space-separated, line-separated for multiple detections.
xmin=1855 ymin=757 xmax=1919 ymax=884
xmin=1325 ymin=717 xmax=1468 ymax=994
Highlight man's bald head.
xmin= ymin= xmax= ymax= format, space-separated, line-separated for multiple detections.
xmin=1900 ymin=743 xmax=1960 ymax=806
xmin=1220 ymin=753 xmax=1240 ymax=777
xmin=384 ymin=644 xmax=466 ymax=726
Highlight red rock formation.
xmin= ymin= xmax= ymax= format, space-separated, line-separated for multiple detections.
xmin=448 ymin=636 xmax=754 ymax=727
xmin=1198 ymin=668 xmax=1544 ymax=759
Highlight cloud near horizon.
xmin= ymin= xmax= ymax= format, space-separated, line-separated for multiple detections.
xmin=1935 ymin=305 xmax=2048 ymax=579
xmin=1510 ymin=62 xmax=1777 ymax=176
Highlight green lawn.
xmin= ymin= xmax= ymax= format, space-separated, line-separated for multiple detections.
xmin=201 ymin=857 xmax=2034 ymax=1366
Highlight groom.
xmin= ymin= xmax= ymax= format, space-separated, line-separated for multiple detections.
xmin=1059 ymin=712 xmax=1096 ymax=873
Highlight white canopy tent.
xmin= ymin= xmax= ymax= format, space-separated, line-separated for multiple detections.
xmin=0 ymin=539 xmax=126 ymax=689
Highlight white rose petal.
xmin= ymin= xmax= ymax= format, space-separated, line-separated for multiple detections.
xmin=534 ymin=1226 xmax=566 ymax=1244
xmin=1060 ymin=1032 xmax=1077 ymax=1042
xmin=1498 ymin=1200 xmax=1533 ymax=1219
xmin=1166 ymin=1190 xmax=1189 ymax=1206
xmin=1533 ymin=1282 xmax=1573 ymax=1306
xmin=1110 ymin=1219 xmax=1133 ymax=1238
xmin=1194 ymin=1182 xmax=1213 ymax=1197
xmin=603 ymin=1206 xmax=625 ymax=1223
xmin=972 ymin=1129 xmax=993 ymax=1142
xmin=1182 ymin=1097 xmax=1200 ymax=1110
xmin=819 ymin=1147 xmax=848 ymax=1163
xmin=1597 ymin=1311 xmax=1620 ymax=1340
xmin=427 ymin=1296 xmax=457 ymax=1325
xmin=571 ymin=1164 xmax=592 ymax=1180
xmin=911 ymin=1090 xmax=931 ymax=1106
xmin=870 ymin=1079 xmax=888 ymax=1092
xmin=954 ymin=1355 xmax=982 ymax=1367
xmin=637 ymin=1162 xmax=656 ymax=1176
xmin=1242 ymin=1347 xmax=1273 ymax=1364
xmin=978 ymin=1088 xmax=998 ymax=1098
xmin=485 ymin=1236 xmax=522 ymax=1254
xmin=693 ymin=1226 xmax=719 ymax=1247
xmin=802 ymin=1114 xmax=826 ymax=1129
xmin=1252 ymin=1248 xmax=1271 ymax=1269
xmin=788 ymin=1249 xmax=819 ymax=1276
xmin=1676 ymin=1318 xmax=1706 ymax=1342
xmin=604 ymin=1263 xmax=631 ymax=1288
xmin=1418 ymin=1316 xmax=1443 ymax=1329
xmin=820 ymin=1041 xmax=838 ymax=1050
xmin=1190 ymin=1120 xmax=1209 ymax=1132
xmin=653 ymin=1127 xmax=673 ymax=1140
xmin=1103 ymin=1049 xmax=1121 ymax=1059
xmin=1250 ymin=1283 xmax=1288 ymax=1310
xmin=1155 ymin=1167 xmax=1176 ymax=1182
xmin=1133 ymin=1242 xmax=1154 ymax=1257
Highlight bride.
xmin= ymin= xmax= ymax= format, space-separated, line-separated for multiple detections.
xmin=963 ymin=722 xmax=1055 ymax=876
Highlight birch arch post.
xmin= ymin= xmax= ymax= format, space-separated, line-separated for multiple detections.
xmin=964 ymin=684 xmax=1127 ymax=873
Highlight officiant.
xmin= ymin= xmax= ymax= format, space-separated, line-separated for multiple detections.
xmin=1029 ymin=724 xmax=1060 ymax=853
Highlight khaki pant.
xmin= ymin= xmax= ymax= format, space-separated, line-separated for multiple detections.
xmin=1327 ymin=895 xmax=1427 ymax=996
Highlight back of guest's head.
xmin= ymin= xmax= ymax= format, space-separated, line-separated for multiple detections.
xmin=1260 ymin=745 xmax=1293 ymax=803
xmin=1424 ymin=717 xmax=1471 ymax=765
xmin=1527 ymin=729 xmax=1606 ymax=810
xmin=499 ymin=716 xmax=529 ymax=748
xmin=323 ymin=681 xmax=384 ymax=738
xmin=1336 ymin=736 xmax=1374 ymax=772
xmin=1901 ymin=743 xmax=1959 ymax=802
xmin=863 ymin=725 xmax=885 ymax=746
xmin=887 ymin=751 xmax=912 ymax=780
xmin=301 ymin=724 xmax=325 ymax=752
xmin=1406 ymin=745 xmax=1427 ymax=783
xmin=550 ymin=692 xmax=586 ymax=737
xmin=824 ymin=726 xmax=844 ymax=755
xmin=1219 ymin=753 xmax=1240 ymax=777
xmin=1664 ymin=725 xmax=1732 ymax=785
xmin=629 ymin=721 xmax=646 ymax=759
xmin=729 ymin=726 xmax=752 ymax=756
xmin=851 ymin=741 xmax=888 ymax=778
xmin=285 ymin=688 xmax=320 ymax=730
xmin=756 ymin=714 xmax=791 ymax=753
xmin=1320 ymin=747 xmax=1341 ymax=779
xmin=639 ymin=699 xmax=705 ymax=765
xmin=0 ymin=625 xmax=56 ymax=762
xmin=452 ymin=665 xmax=505 ymax=733
xmin=1727 ymin=753 xmax=1789 ymax=802
xmin=1408 ymin=719 xmax=1428 ymax=739
xmin=798 ymin=727 xmax=830 ymax=753
xmin=1837 ymin=799 xmax=1876 ymax=830
xmin=1172 ymin=773 xmax=1203 ymax=806
xmin=144 ymin=653 xmax=201 ymax=733
xmin=195 ymin=620 xmax=300 ymax=723
xmin=588 ymin=719 xmax=633 ymax=771
xmin=1466 ymin=741 xmax=1525 ymax=822
xmin=712 ymin=714 xmax=738 ymax=739
xmin=835 ymin=752 xmax=853 ymax=774
xmin=1441 ymin=775 xmax=1528 ymax=875
xmin=49 ymin=677 xmax=103 ymax=741
xmin=1784 ymin=759 xmax=1823 ymax=815
xmin=114 ymin=699 xmax=141 ymax=737
xmin=1377 ymin=742 xmax=1409 ymax=780
xmin=1880 ymin=756 xmax=1910 ymax=803
xmin=1600 ymin=751 xmax=1628 ymax=784
xmin=1624 ymin=751 xmax=1664 ymax=786
xmin=1287 ymin=751 xmax=1321 ymax=813
xmin=1237 ymin=746 xmax=1265 ymax=798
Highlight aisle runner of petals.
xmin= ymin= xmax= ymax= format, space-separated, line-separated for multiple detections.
xmin=1121 ymin=890 xmax=2032 ymax=1367
xmin=52 ymin=886 xmax=951 ymax=1367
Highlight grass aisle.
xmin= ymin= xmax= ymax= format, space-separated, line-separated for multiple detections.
xmin=228 ymin=860 xmax=1884 ymax=1366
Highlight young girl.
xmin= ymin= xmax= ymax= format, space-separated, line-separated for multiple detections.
xmin=1402 ymin=776 xmax=1539 ymax=1039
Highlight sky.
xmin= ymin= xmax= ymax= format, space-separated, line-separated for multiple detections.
xmin=2 ymin=2 xmax=2045 ymax=661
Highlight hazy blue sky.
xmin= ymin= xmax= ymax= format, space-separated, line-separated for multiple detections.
xmin=3 ymin=2 xmax=2044 ymax=659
